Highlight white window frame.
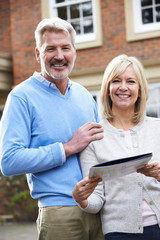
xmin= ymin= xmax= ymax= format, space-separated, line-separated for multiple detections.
xmin=133 ymin=0 xmax=160 ymax=34
xmin=146 ymin=83 xmax=160 ymax=118
xmin=125 ymin=0 xmax=160 ymax=41
xmin=90 ymin=90 xmax=102 ymax=116
xmin=49 ymin=0 xmax=95 ymax=43
xmin=44 ymin=0 xmax=102 ymax=49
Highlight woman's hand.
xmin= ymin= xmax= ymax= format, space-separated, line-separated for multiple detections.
xmin=72 ymin=177 xmax=102 ymax=208
xmin=137 ymin=162 xmax=160 ymax=181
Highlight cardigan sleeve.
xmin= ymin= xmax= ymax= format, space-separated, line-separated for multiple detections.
xmin=79 ymin=144 xmax=105 ymax=213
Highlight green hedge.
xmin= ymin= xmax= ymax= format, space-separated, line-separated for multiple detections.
xmin=0 ymin=173 xmax=38 ymax=221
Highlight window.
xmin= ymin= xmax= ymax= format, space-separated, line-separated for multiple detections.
xmin=146 ymin=83 xmax=160 ymax=118
xmin=125 ymin=0 xmax=160 ymax=41
xmin=133 ymin=0 xmax=160 ymax=33
xmin=90 ymin=90 xmax=102 ymax=116
xmin=50 ymin=0 xmax=94 ymax=43
xmin=46 ymin=0 xmax=102 ymax=49
xmin=0 ymin=105 xmax=4 ymax=119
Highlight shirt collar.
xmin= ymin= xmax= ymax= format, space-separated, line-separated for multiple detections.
xmin=33 ymin=72 xmax=72 ymax=91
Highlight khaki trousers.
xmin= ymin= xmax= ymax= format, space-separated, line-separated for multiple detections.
xmin=36 ymin=206 xmax=104 ymax=240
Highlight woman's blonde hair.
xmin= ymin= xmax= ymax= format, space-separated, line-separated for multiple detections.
xmin=101 ymin=54 xmax=149 ymax=123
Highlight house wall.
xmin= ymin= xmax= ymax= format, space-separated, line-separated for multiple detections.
xmin=9 ymin=0 xmax=41 ymax=86
xmin=0 ymin=0 xmax=11 ymax=54
xmin=0 ymin=0 xmax=12 ymax=102
xmin=0 ymin=0 xmax=160 ymax=89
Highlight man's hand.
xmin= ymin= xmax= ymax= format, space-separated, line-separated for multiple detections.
xmin=63 ymin=122 xmax=104 ymax=157
xmin=137 ymin=162 xmax=160 ymax=181
xmin=72 ymin=177 xmax=102 ymax=208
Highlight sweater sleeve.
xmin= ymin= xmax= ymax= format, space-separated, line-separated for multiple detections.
xmin=0 ymin=94 xmax=64 ymax=176
xmin=80 ymin=144 xmax=105 ymax=213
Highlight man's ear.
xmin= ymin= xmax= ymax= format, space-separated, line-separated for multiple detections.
xmin=74 ymin=47 xmax=77 ymax=58
xmin=35 ymin=48 xmax=40 ymax=63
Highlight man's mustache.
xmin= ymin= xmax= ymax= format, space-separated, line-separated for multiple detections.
xmin=50 ymin=60 xmax=68 ymax=66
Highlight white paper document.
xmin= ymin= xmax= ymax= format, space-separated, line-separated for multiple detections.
xmin=89 ymin=152 xmax=152 ymax=180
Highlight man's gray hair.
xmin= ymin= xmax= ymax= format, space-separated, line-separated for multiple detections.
xmin=34 ymin=17 xmax=76 ymax=50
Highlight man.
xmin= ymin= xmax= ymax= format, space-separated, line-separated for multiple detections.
xmin=0 ymin=18 xmax=104 ymax=240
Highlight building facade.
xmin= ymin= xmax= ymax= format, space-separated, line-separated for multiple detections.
xmin=0 ymin=0 xmax=160 ymax=117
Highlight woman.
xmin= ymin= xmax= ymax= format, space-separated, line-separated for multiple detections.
xmin=72 ymin=54 xmax=160 ymax=240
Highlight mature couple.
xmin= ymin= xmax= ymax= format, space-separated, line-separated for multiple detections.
xmin=0 ymin=17 xmax=160 ymax=240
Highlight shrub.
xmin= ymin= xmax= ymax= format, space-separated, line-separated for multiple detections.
xmin=0 ymin=173 xmax=38 ymax=221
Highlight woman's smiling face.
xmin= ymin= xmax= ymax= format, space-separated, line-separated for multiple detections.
xmin=109 ymin=65 xmax=140 ymax=113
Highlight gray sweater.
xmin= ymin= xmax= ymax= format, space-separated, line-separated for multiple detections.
xmin=80 ymin=117 xmax=160 ymax=235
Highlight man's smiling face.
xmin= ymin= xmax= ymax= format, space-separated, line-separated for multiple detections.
xmin=36 ymin=30 xmax=76 ymax=84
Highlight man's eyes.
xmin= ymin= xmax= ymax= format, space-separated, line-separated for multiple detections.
xmin=46 ymin=47 xmax=70 ymax=51
xmin=46 ymin=48 xmax=55 ymax=51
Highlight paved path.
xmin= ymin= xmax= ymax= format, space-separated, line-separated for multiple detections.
xmin=0 ymin=222 xmax=38 ymax=240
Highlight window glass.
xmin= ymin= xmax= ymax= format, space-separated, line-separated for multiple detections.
xmin=142 ymin=8 xmax=153 ymax=24
xmin=70 ymin=4 xmax=80 ymax=19
xmin=83 ymin=1 xmax=92 ymax=17
xmin=58 ymin=7 xmax=67 ymax=19
xmin=72 ymin=20 xmax=81 ymax=34
xmin=141 ymin=0 xmax=152 ymax=7
xmin=84 ymin=18 xmax=93 ymax=33
xmin=55 ymin=0 xmax=64 ymax=3
xmin=156 ymin=6 xmax=160 ymax=21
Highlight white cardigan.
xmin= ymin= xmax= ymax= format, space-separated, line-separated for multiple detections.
xmin=80 ymin=117 xmax=160 ymax=235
